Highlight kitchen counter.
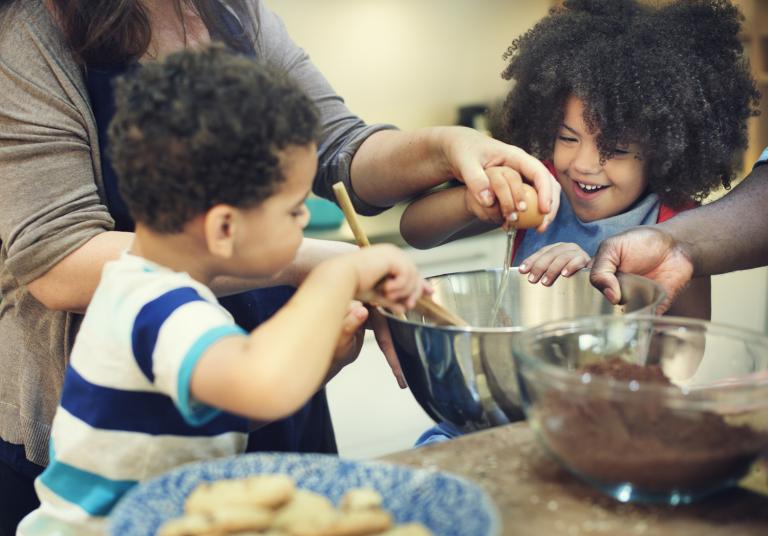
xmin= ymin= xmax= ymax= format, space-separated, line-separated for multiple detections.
xmin=382 ymin=422 xmax=768 ymax=536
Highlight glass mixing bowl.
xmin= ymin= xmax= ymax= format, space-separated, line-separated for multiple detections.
xmin=512 ymin=315 xmax=768 ymax=504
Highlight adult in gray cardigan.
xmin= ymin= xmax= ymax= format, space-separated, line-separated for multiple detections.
xmin=0 ymin=0 xmax=561 ymax=530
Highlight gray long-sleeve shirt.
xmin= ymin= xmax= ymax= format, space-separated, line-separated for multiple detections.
xmin=0 ymin=0 xmax=394 ymax=467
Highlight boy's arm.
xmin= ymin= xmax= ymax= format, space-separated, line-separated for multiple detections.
xmin=400 ymin=186 xmax=497 ymax=249
xmin=191 ymin=261 xmax=354 ymax=421
xmin=190 ymin=245 xmax=423 ymax=421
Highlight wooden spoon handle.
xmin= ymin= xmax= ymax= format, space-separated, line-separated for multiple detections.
xmin=331 ymin=182 xmax=468 ymax=327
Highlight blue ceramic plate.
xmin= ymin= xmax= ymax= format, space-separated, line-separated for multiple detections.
xmin=109 ymin=453 xmax=500 ymax=536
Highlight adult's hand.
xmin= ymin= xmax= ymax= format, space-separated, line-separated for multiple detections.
xmin=367 ymin=307 xmax=407 ymax=389
xmin=349 ymin=127 xmax=560 ymax=231
xmin=324 ymin=301 xmax=368 ymax=383
xmin=441 ymin=127 xmax=561 ymax=233
xmin=590 ymin=226 xmax=694 ymax=313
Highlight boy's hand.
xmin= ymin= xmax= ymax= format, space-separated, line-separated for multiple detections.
xmin=518 ymin=242 xmax=590 ymax=286
xmin=463 ymin=167 xmax=549 ymax=231
xmin=352 ymin=244 xmax=428 ymax=314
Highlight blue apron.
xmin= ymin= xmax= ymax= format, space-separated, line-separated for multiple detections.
xmin=83 ymin=9 xmax=336 ymax=455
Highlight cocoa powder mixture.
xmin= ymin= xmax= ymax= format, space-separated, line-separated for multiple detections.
xmin=535 ymin=357 xmax=768 ymax=492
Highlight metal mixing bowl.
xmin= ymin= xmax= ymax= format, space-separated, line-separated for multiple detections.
xmin=380 ymin=268 xmax=665 ymax=432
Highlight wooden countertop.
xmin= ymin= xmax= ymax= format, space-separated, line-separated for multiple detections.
xmin=381 ymin=422 xmax=768 ymax=536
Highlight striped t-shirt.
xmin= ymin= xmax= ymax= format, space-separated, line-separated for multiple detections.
xmin=19 ymin=252 xmax=249 ymax=535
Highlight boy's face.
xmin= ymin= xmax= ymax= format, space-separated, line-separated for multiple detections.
xmin=230 ymin=143 xmax=317 ymax=276
xmin=553 ymin=96 xmax=647 ymax=222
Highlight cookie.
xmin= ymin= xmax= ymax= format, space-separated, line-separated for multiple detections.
xmin=338 ymin=488 xmax=383 ymax=511
xmin=157 ymin=513 xmax=216 ymax=536
xmin=323 ymin=509 xmax=393 ymax=536
xmin=272 ymin=490 xmax=338 ymax=535
xmin=185 ymin=474 xmax=295 ymax=514
xmin=377 ymin=523 xmax=433 ymax=536
xmin=207 ymin=506 xmax=274 ymax=532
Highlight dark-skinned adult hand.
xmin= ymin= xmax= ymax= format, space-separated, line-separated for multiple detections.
xmin=590 ymin=226 xmax=694 ymax=314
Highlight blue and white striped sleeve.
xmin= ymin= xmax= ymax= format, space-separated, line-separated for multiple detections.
xmin=130 ymin=287 xmax=246 ymax=425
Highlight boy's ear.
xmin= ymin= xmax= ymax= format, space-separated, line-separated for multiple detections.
xmin=203 ymin=205 xmax=237 ymax=258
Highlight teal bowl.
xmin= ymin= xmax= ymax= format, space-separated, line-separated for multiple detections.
xmin=306 ymin=198 xmax=344 ymax=230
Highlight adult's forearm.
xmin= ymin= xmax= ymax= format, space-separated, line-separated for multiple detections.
xmin=28 ymin=234 xmax=358 ymax=313
xmin=26 ymin=231 xmax=134 ymax=313
xmin=350 ymin=128 xmax=453 ymax=207
xmin=210 ymin=238 xmax=358 ymax=295
xmin=660 ymin=165 xmax=768 ymax=276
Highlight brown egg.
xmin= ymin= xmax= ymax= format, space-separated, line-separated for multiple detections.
xmin=513 ymin=183 xmax=545 ymax=229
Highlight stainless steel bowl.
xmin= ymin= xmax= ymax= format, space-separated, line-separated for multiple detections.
xmin=381 ymin=268 xmax=666 ymax=432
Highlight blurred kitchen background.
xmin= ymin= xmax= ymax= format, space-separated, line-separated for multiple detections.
xmin=267 ymin=0 xmax=768 ymax=458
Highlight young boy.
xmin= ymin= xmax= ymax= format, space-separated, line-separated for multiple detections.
xmin=18 ymin=45 xmax=425 ymax=535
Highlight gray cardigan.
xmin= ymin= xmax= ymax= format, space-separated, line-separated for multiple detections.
xmin=0 ymin=0 xmax=393 ymax=467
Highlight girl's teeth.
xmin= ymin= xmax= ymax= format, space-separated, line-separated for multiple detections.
xmin=577 ymin=182 xmax=606 ymax=192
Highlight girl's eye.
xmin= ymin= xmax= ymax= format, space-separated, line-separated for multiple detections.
xmin=613 ymin=148 xmax=630 ymax=156
xmin=558 ymin=135 xmax=577 ymax=143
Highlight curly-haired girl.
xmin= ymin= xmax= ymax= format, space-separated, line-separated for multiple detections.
xmin=401 ymin=0 xmax=759 ymax=319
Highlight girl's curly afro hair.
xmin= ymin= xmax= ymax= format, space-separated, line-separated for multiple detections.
xmin=497 ymin=0 xmax=760 ymax=207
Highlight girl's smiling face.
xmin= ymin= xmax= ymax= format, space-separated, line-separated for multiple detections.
xmin=554 ymin=96 xmax=647 ymax=222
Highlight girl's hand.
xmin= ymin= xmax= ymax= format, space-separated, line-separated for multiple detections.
xmin=518 ymin=242 xmax=591 ymax=286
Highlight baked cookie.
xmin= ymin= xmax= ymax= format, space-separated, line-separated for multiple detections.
xmin=272 ymin=490 xmax=338 ymax=535
xmin=157 ymin=512 xmax=216 ymax=536
xmin=207 ymin=506 xmax=274 ymax=533
xmin=323 ymin=509 xmax=393 ymax=536
xmin=377 ymin=523 xmax=433 ymax=536
xmin=338 ymin=488 xmax=383 ymax=511
xmin=185 ymin=474 xmax=295 ymax=514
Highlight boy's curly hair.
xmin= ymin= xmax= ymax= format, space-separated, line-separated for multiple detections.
xmin=497 ymin=0 xmax=760 ymax=207
xmin=110 ymin=44 xmax=319 ymax=233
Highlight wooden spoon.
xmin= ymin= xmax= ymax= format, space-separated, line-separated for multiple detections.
xmin=331 ymin=182 xmax=468 ymax=327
